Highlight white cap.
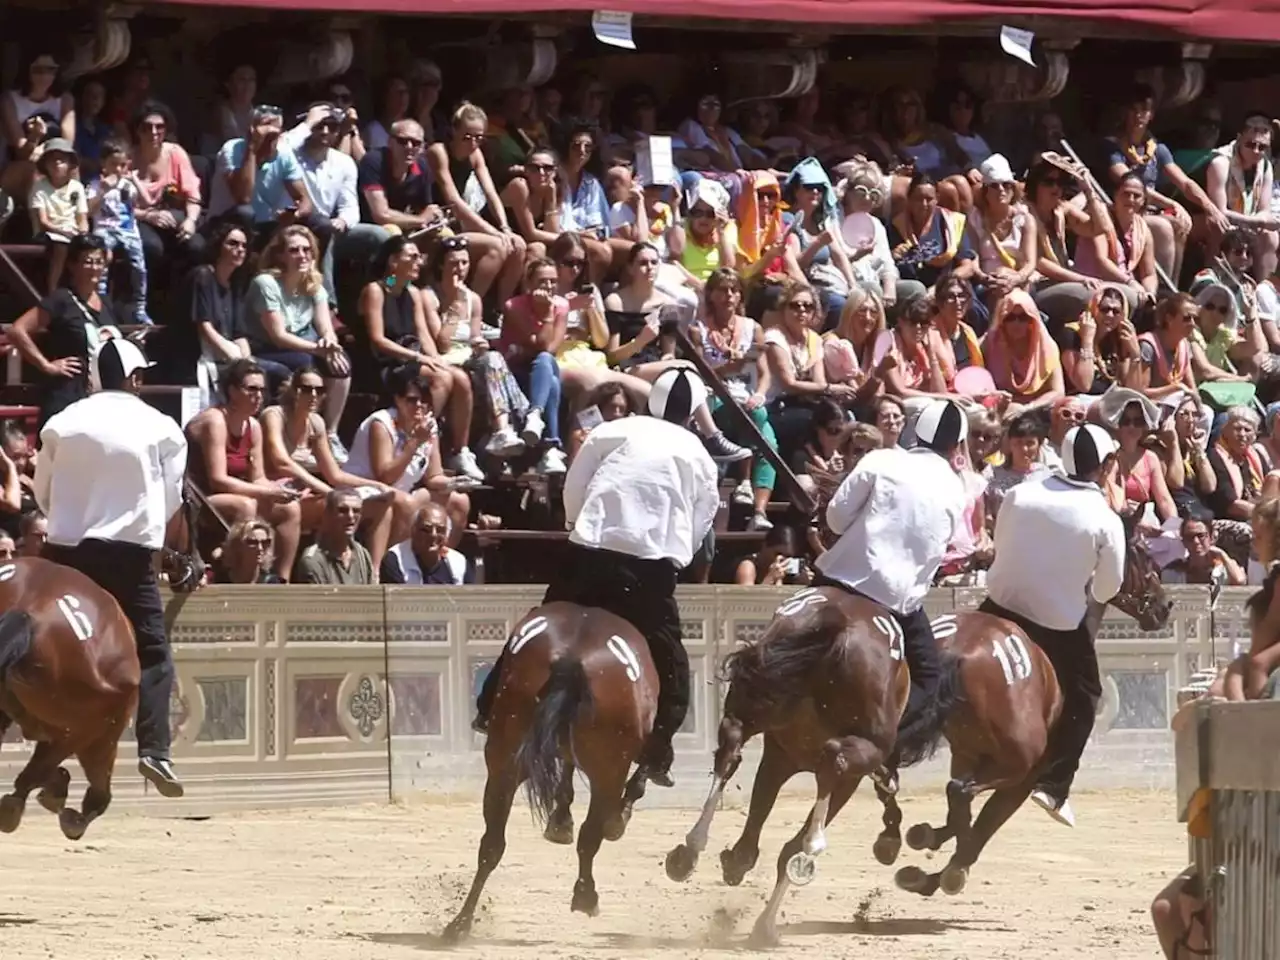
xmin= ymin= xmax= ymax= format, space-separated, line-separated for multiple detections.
xmin=1061 ymin=424 xmax=1117 ymax=480
xmin=648 ymin=362 xmax=708 ymax=424
xmin=915 ymin=398 xmax=968 ymax=451
xmin=93 ymin=337 xmax=154 ymax=389
xmin=979 ymin=153 xmax=1016 ymax=185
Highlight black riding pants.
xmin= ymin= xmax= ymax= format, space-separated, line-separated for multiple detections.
xmin=478 ymin=543 xmax=688 ymax=747
xmin=979 ymin=597 xmax=1100 ymax=800
xmin=44 ymin=539 xmax=174 ymax=760
xmin=811 ymin=573 xmax=939 ymax=731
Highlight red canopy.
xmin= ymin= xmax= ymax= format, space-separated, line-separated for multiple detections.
xmin=158 ymin=0 xmax=1280 ymax=43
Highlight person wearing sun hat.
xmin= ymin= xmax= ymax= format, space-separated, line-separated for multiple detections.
xmin=981 ymin=423 xmax=1126 ymax=828
xmin=29 ymin=136 xmax=88 ymax=292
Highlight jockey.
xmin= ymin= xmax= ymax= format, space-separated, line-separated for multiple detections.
xmin=473 ymin=364 xmax=720 ymax=788
xmin=811 ymin=398 xmax=968 ymax=783
xmin=33 ymin=339 xmax=188 ymax=798
xmin=981 ymin=424 xmax=1126 ymax=827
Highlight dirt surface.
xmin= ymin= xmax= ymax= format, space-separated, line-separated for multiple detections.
xmin=1 ymin=787 xmax=1182 ymax=959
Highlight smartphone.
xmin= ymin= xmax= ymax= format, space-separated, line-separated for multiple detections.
xmin=783 ymin=557 xmax=801 ymax=576
xmin=577 ymin=404 xmax=604 ymax=433
xmin=408 ymin=220 xmax=446 ymax=241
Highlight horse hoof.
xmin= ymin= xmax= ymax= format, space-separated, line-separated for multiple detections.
xmin=720 ymin=848 xmax=749 ymax=887
xmin=873 ymin=834 xmax=902 ymax=865
xmin=58 ymin=809 xmax=87 ymax=842
xmin=543 ymin=818 xmax=574 ymax=845
xmin=0 ymin=794 xmax=25 ymax=833
xmin=747 ymin=920 xmax=781 ymax=950
xmin=905 ymin=823 xmax=935 ymax=851
xmin=440 ymin=916 xmax=472 ymax=944
xmin=570 ymin=887 xmax=599 ymax=917
xmin=785 ymin=852 xmax=817 ymax=886
xmin=602 ymin=809 xmax=629 ymax=842
xmin=895 ymin=865 xmax=931 ymax=895
xmin=665 ymin=844 xmax=698 ymax=882
xmin=940 ymin=864 xmax=969 ymax=895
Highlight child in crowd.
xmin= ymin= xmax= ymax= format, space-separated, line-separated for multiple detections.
xmin=27 ymin=137 xmax=88 ymax=293
xmin=87 ymin=139 xmax=153 ymax=324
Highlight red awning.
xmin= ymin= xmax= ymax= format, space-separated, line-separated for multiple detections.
xmin=156 ymin=0 xmax=1280 ymax=43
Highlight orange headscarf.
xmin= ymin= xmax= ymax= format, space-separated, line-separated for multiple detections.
xmin=982 ymin=290 xmax=1059 ymax=399
xmin=736 ymin=170 xmax=786 ymax=264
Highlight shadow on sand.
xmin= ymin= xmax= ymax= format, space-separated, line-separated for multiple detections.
xmin=0 ymin=915 xmax=36 ymax=928
xmin=590 ymin=916 xmax=1003 ymax=950
xmin=355 ymin=932 xmax=553 ymax=952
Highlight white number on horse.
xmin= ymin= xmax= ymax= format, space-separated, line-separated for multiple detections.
xmin=508 ymin=615 xmax=549 ymax=654
xmin=56 ymin=594 xmax=94 ymax=643
xmin=775 ymin=588 xmax=827 ymax=619
xmin=991 ymin=634 xmax=1033 ymax=686
xmin=606 ymin=634 xmax=642 ymax=683
xmin=873 ymin=615 xmax=905 ymax=661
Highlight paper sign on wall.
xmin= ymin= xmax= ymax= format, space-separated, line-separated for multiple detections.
xmin=636 ymin=135 xmax=675 ymax=186
xmin=592 ymin=11 xmax=636 ymax=50
xmin=999 ymin=25 xmax=1036 ymax=67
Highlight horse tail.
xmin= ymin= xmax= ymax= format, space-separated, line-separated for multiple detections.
xmin=515 ymin=657 xmax=593 ymax=825
xmin=0 ymin=610 xmax=34 ymax=686
xmin=895 ymin=652 xmax=965 ymax=769
xmin=721 ymin=614 xmax=838 ymax=713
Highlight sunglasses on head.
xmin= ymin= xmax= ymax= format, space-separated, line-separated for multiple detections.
xmin=851 ymin=184 xmax=884 ymax=203
xmin=440 ymin=236 xmax=468 ymax=252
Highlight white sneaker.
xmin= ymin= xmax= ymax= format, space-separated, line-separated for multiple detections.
xmin=449 ymin=447 xmax=486 ymax=483
xmin=732 ymin=479 xmax=753 ymax=506
xmin=522 ymin=409 xmax=546 ymax=446
xmin=747 ymin=512 xmax=773 ymax=532
xmin=328 ymin=432 xmax=349 ymax=464
xmin=536 ymin=447 xmax=567 ymax=475
xmin=485 ymin=427 xmax=525 ymax=459
xmin=1031 ymin=789 xmax=1075 ymax=827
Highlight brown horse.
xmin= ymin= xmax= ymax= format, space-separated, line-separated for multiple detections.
xmin=443 ymin=602 xmax=659 ymax=941
xmin=663 ymin=586 xmax=962 ymax=948
xmin=878 ymin=527 xmax=1173 ymax=898
xmin=0 ymin=491 xmax=203 ymax=840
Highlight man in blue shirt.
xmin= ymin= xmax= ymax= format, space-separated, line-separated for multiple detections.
xmin=208 ymin=105 xmax=312 ymax=245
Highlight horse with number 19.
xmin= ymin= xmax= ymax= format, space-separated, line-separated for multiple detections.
xmin=443 ymin=602 xmax=658 ymax=942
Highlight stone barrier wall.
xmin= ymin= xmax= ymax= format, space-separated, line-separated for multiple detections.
xmin=0 ymin=583 xmax=1250 ymax=815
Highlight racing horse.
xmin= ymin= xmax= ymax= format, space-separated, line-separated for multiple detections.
xmin=663 ymin=586 xmax=961 ymax=947
xmin=0 ymin=491 xmax=204 ymax=840
xmin=877 ymin=525 xmax=1171 ymax=898
xmin=443 ymin=602 xmax=658 ymax=942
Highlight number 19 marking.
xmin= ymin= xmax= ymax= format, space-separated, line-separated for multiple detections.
xmin=991 ymin=634 xmax=1032 ymax=686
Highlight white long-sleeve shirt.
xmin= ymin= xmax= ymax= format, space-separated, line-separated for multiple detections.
xmin=986 ymin=474 xmax=1126 ymax=631
xmin=35 ymin=391 xmax=188 ymax=551
xmin=284 ymin=123 xmax=360 ymax=223
xmin=815 ymin=446 xmax=965 ymax=615
xmin=564 ymin=416 xmax=719 ymax=569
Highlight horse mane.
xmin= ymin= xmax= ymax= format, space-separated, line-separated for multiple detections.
xmin=721 ymin=606 xmax=846 ymax=711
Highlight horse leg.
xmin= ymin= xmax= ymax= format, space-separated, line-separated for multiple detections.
xmin=571 ymin=764 xmax=626 ymax=918
xmin=544 ymin=762 xmax=575 ymax=845
xmin=36 ymin=766 xmax=71 ymax=814
xmin=905 ymin=775 xmax=975 ymax=854
xmin=748 ymin=735 xmax=881 ymax=949
xmin=0 ymin=739 xmax=72 ymax=833
xmin=442 ymin=769 xmax=519 ymax=943
xmin=665 ymin=713 xmax=753 ymax=881
xmin=719 ymin=734 xmax=793 ymax=886
xmin=611 ymin=764 xmax=647 ymax=841
xmin=873 ymin=775 xmax=905 ymax=865
xmin=935 ymin=776 xmax=1037 ymax=896
xmin=59 ymin=725 xmax=124 ymax=841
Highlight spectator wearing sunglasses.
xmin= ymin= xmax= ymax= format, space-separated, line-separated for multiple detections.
xmin=213 ymin=519 xmax=283 ymax=584
xmin=1204 ymin=113 xmax=1279 ymax=262
xmin=323 ymin=80 xmax=365 ymax=162
xmin=208 ymin=104 xmax=313 ymax=246
xmin=380 ymin=502 xmax=473 ymax=586
xmin=837 ymin=160 xmax=908 ymax=308
xmin=357 ymin=117 xmax=442 ymax=237
xmin=284 ymin=103 xmax=389 ymax=301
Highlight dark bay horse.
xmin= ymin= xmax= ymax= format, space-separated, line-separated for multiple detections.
xmin=0 ymin=492 xmax=203 ymax=840
xmin=443 ymin=602 xmax=659 ymax=942
xmin=663 ymin=586 xmax=960 ymax=947
xmin=880 ymin=527 xmax=1172 ymax=898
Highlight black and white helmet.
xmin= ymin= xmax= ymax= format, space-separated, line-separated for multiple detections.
xmin=648 ymin=362 xmax=708 ymax=424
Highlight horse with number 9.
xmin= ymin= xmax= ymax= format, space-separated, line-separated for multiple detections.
xmin=0 ymin=557 xmax=143 ymax=840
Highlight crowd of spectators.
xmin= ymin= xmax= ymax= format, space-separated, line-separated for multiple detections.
xmin=6 ymin=43 xmax=1280 ymax=587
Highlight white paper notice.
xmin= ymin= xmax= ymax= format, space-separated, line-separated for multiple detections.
xmin=999 ymin=25 xmax=1036 ymax=67
xmin=636 ymin=135 xmax=675 ymax=186
xmin=592 ymin=11 xmax=636 ymax=50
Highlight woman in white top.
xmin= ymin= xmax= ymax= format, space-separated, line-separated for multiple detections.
xmin=965 ymin=154 xmax=1038 ymax=324
xmin=2 ymin=51 xmax=75 ymax=162
xmin=344 ymin=364 xmax=470 ymax=549
xmin=836 ymin=161 xmax=911 ymax=308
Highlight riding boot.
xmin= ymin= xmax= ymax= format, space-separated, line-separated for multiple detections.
xmin=637 ymin=733 xmax=676 ymax=788
xmin=472 ymin=652 xmax=507 ymax=733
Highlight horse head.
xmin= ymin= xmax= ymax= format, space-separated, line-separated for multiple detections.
xmin=1107 ymin=521 xmax=1172 ymax=632
xmin=161 ymin=487 xmax=206 ymax=594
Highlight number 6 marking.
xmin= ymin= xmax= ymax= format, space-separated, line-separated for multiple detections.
xmin=56 ymin=594 xmax=94 ymax=643
xmin=991 ymin=634 xmax=1032 ymax=686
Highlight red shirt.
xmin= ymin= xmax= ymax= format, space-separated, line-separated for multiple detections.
xmin=498 ymin=293 xmax=568 ymax=362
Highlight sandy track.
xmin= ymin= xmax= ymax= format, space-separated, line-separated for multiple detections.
xmin=0 ymin=787 xmax=1182 ymax=959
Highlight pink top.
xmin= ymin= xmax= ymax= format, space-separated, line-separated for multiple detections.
xmin=134 ymin=143 xmax=202 ymax=208
xmin=498 ymin=293 xmax=568 ymax=361
xmin=941 ymin=469 xmax=989 ymax=568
